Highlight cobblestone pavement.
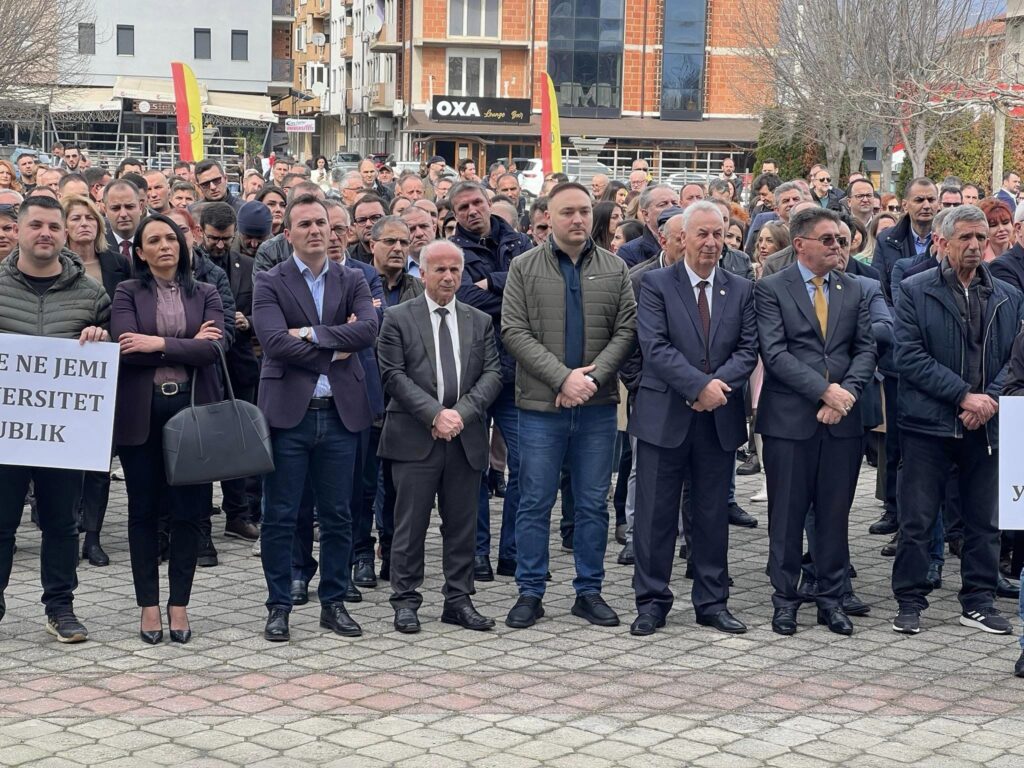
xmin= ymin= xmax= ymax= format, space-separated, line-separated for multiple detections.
xmin=2 ymin=465 xmax=1024 ymax=767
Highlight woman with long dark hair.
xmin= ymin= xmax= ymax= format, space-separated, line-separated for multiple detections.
xmin=610 ymin=219 xmax=645 ymax=255
xmin=256 ymin=185 xmax=287 ymax=236
xmin=311 ymin=155 xmax=331 ymax=192
xmin=110 ymin=215 xmax=225 ymax=644
xmin=591 ymin=201 xmax=625 ymax=250
xmin=600 ymin=180 xmax=629 ymax=207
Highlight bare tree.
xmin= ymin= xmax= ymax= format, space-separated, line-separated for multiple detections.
xmin=0 ymin=0 xmax=97 ymax=104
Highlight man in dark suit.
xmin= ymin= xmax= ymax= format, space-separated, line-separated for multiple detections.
xmin=755 ymin=207 xmax=877 ymax=636
xmin=629 ymin=201 xmax=758 ymax=636
xmin=252 ymin=194 xmax=379 ymax=642
xmin=377 ymin=241 xmax=503 ymax=633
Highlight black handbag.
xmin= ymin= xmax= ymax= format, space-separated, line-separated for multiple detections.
xmin=162 ymin=342 xmax=274 ymax=486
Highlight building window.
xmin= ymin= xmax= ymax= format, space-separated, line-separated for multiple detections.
xmin=116 ymin=25 xmax=134 ymax=56
xmin=661 ymin=1 xmax=707 ymax=120
xmin=77 ymin=23 xmax=95 ymax=55
xmin=449 ymin=0 xmax=500 ymax=38
xmin=447 ymin=51 xmax=499 ymax=97
xmin=194 ymin=28 xmax=211 ymax=59
xmin=232 ymin=30 xmax=248 ymax=61
xmin=295 ymin=24 xmax=306 ymax=52
xmin=548 ymin=0 xmax=623 ymax=118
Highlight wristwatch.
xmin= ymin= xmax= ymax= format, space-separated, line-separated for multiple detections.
xmin=299 ymin=326 xmax=311 ymax=342
xmin=584 ymin=373 xmax=599 ymax=387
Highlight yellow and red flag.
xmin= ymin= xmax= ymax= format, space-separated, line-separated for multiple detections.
xmin=171 ymin=62 xmax=204 ymax=162
xmin=540 ymin=73 xmax=562 ymax=175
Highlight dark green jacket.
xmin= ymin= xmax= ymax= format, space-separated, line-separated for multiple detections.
xmin=501 ymin=238 xmax=637 ymax=412
xmin=0 ymin=250 xmax=111 ymax=338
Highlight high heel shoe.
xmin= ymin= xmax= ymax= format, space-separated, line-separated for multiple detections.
xmin=140 ymin=608 xmax=162 ymax=644
xmin=167 ymin=606 xmax=191 ymax=644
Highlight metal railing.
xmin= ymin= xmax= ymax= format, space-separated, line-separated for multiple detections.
xmin=571 ymin=146 xmax=753 ymax=183
xmin=272 ymin=0 xmax=294 ymax=17
xmin=272 ymin=58 xmax=295 ymax=84
xmin=46 ymin=128 xmax=245 ymax=173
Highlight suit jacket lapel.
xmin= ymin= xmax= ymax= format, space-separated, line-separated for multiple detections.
xmin=671 ymin=263 xmax=706 ymax=341
xmin=281 ymin=258 xmax=322 ymax=325
xmin=785 ymin=265 xmax=824 ymax=343
xmin=825 ymin=270 xmax=846 ymax=347
xmin=456 ymin=301 xmax=473 ymax=386
xmin=709 ymin=269 xmax=728 ymax=347
xmin=322 ymin=262 xmax=343 ymax=326
xmin=413 ymin=296 xmax=438 ymax=393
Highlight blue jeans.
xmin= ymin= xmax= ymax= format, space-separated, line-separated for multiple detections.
xmin=262 ymin=408 xmax=358 ymax=609
xmin=476 ymin=383 xmax=520 ymax=561
xmin=515 ymin=404 xmax=617 ymax=598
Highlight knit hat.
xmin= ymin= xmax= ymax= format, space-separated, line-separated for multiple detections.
xmin=237 ymin=201 xmax=272 ymax=237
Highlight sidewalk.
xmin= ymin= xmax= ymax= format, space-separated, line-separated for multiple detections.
xmin=1 ymin=468 xmax=1023 ymax=767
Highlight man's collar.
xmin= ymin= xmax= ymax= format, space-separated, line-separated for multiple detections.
xmin=682 ymin=260 xmax=716 ymax=287
xmin=797 ymin=261 xmax=830 ymax=284
xmin=292 ymin=252 xmax=329 ymax=278
xmin=424 ymin=292 xmax=456 ymax=313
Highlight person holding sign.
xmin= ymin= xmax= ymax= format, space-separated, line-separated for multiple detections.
xmin=0 ymin=195 xmax=110 ymax=643
xmin=110 ymin=214 xmax=225 ymax=645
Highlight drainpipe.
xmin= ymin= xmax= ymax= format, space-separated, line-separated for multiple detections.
xmin=639 ymin=0 xmax=649 ymax=118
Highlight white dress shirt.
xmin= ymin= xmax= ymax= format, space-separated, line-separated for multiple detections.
xmin=424 ymin=293 xmax=461 ymax=402
xmin=683 ymin=262 xmax=717 ymax=317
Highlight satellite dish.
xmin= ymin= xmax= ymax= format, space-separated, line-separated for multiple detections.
xmin=312 ymin=32 xmax=326 ymax=46
xmin=365 ymin=14 xmax=383 ymax=34
xmin=311 ymin=81 xmax=327 ymax=98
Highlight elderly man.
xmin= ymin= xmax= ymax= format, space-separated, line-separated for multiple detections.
xmin=377 ymin=240 xmax=503 ymax=633
xmin=755 ymin=207 xmax=877 ymax=636
xmin=400 ymin=204 xmax=434 ymax=279
xmin=628 ymin=169 xmax=648 ymax=195
xmin=370 ymin=216 xmax=422 ymax=307
xmin=396 ymin=172 xmax=425 ymax=201
xmin=591 ymin=173 xmax=609 ymax=199
xmin=629 ymin=201 xmax=757 ymax=635
xmin=892 ymin=204 xmax=1024 ymax=636
xmin=808 ymin=164 xmax=844 ymax=210
xmin=617 ymin=184 xmax=680 ymax=268
xmin=746 ymin=181 xmax=809 ymax=252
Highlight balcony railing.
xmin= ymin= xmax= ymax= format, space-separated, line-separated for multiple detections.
xmin=370 ymin=20 xmax=401 ymax=51
xmin=311 ymin=0 xmax=329 ymax=18
xmin=368 ymin=81 xmax=395 ymax=111
xmin=272 ymin=58 xmax=294 ymax=83
xmin=272 ymin=0 xmax=294 ymax=19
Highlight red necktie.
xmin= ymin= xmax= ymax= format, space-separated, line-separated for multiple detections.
xmin=697 ymin=281 xmax=711 ymax=372
xmin=120 ymin=240 xmax=132 ymax=260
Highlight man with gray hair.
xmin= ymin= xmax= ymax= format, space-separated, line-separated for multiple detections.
xmin=617 ymin=183 xmax=680 ymax=268
xmin=377 ymin=239 xmax=503 ymax=633
xmin=891 ymin=203 xmax=1024 ymax=636
xmin=745 ymin=180 xmax=809 ymax=252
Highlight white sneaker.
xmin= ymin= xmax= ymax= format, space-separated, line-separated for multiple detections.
xmin=751 ymin=481 xmax=768 ymax=503
xmin=251 ymin=538 xmax=262 ymax=557
xmin=960 ymin=608 xmax=1012 ymax=634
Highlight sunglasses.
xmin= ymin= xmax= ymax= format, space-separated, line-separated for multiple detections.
xmin=800 ymin=234 xmax=848 ymax=247
xmin=197 ymin=176 xmax=224 ymax=189
xmin=816 ymin=176 xmax=832 ymax=183
xmin=886 ymin=205 xmax=901 ymax=212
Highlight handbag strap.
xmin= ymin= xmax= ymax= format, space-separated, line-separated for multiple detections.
xmin=187 ymin=340 xmax=233 ymax=407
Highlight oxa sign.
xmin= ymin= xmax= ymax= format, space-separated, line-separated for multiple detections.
xmin=431 ymin=96 xmax=531 ymax=125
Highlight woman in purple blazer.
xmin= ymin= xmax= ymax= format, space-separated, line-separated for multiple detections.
xmin=110 ymin=214 xmax=224 ymax=645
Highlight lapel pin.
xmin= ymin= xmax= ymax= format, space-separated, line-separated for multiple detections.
xmin=836 ymin=283 xmax=843 ymax=290
xmin=719 ymin=289 xmax=726 ymax=295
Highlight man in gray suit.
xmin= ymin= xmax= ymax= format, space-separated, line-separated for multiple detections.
xmin=755 ymin=207 xmax=877 ymax=637
xmin=377 ymin=241 xmax=503 ymax=634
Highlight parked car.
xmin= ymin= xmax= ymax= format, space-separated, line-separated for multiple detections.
xmin=392 ymin=160 xmax=458 ymax=180
xmin=516 ymin=158 xmax=545 ymax=197
xmin=665 ymin=171 xmax=716 ymax=190
xmin=333 ymin=151 xmax=361 ymax=165
xmin=517 ymin=156 xmax=613 ymax=196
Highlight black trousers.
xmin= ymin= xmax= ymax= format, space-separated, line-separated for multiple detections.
xmin=119 ymin=392 xmax=203 ymax=607
xmin=219 ymin=383 xmax=261 ymax=522
xmin=764 ymin=426 xmax=861 ymax=611
xmin=389 ymin=438 xmax=478 ymax=611
xmin=0 ymin=465 xmax=81 ymax=615
xmin=633 ymin=412 xmax=733 ymax=620
xmin=77 ymin=460 xmax=112 ymax=535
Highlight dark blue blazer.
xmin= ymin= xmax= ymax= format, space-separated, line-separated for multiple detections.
xmin=345 ymin=258 xmax=385 ymax=419
xmin=629 ymin=263 xmax=758 ymax=451
xmin=253 ymin=256 xmax=378 ymax=431
xmin=755 ymin=263 xmax=877 ymax=440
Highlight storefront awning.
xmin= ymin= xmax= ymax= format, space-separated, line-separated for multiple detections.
xmin=112 ymin=76 xmax=209 ymax=103
xmin=49 ymin=87 xmax=122 ymax=118
xmin=206 ymin=92 xmax=277 ymax=125
xmin=405 ymin=111 xmax=760 ymax=144
xmin=111 ymin=76 xmax=275 ymax=125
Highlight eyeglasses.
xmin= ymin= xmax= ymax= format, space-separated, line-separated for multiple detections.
xmin=354 ymin=214 xmax=383 ymax=225
xmin=331 ymin=226 xmax=350 ymax=237
xmin=375 ymin=237 xmax=411 ymax=247
xmin=197 ymin=176 xmax=224 ymax=189
xmin=816 ymin=176 xmax=831 ymax=183
xmin=799 ymin=234 xmax=848 ymax=247
xmin=204 ymin=234 xmax=233 ymax=244
xmin=851 ymin=193 xmax=874 ymax=200
xmin=886 ymin=205 xmax=901 ymax=212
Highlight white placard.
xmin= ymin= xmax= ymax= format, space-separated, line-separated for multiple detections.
xmin=285 ymin=118 xmax=316 ymax=133
xmin=0 ymin=335 xmax=120 ymax=472
xmin=999 ymin=397 xmax=1024 ymax=530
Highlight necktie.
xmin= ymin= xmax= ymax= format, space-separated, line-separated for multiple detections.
xmin=811 ymin=276 xmax=828 ymax=337
xmin=697 ymin=280 xmax=711 ymax=372
xmin=435 ymin=307 xmax=458 ymax=408
xmin=120 ymin=239 xmax=132 ymax=260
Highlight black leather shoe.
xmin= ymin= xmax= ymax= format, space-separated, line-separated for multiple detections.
xmin=772 ymin=607 xmax=798 ymax=635
xmin=571 ymin=593 xmax=619 ymax=626
xmin=352 ymin=559 xmax=377 ymax=588
xmin=948 ymin=537 xmax=963 ymax=558
xmin=496 ymin=558 xmax=516 ymax=577
xmin=167 ymin=607 xmax=191 ymax=644
xmin=697 ymin=609 xmax=747 ymax=634
xmin=728 ymin=503 xmax=757 ymax=528
xmin=629 ymin=613 xmax=665 ymax=636
xmin=82 ymin=542 xmax=110 ymax=567
xmin=505 ymin=596 xmax=544 ymax=628
xmin=615 ymin=523 xmax=627 ymax=545
xmin=997 ymin=576 xmax=1021 ymax=599
xmin=617 ymin=542 xmax=634 ymax=565
xmin=344 ymin=582 xmax=363 ymax=603
xmin=736 ymin=455 xmax=760 ymax=475
xmin=290 ymin=580 xmax=308 ymax=606
xmin=264 ymin=608 xmax=290 ymax=641
xmin=881 ymin=534 xmax=899 ymax=557
xmin=1016 ymin=650 xmax=1024 ymax=678
xmin=320 ymin=603 xmax=362 ymax=637
xmin=379 ymin=558 xmax=390 ymax=582
xmin=926 ymin=563 xmax=943 ymax=590
xmin=840 ymin=593 xmax=871 ymax=617
xmin=473 ymin=555 xmax=494 ymax=582
xmin=441 ymin=602 xmax=496 ymax=631
xmin=817 ymin=607 xmax=854 ymax=635
xmin=393 ymin=607 xmax=420 ymax=634
xmin=196 ymin=536 xmax=218 ymax=567
xmin=684 ymin=561 xmax=693 ymax=579
xmin=868 ymin=511 xmax=898 ymax=535
xmin=796 ymin=576 xmax=818 ymax=604
xmin=140 ymin=628 xmax=163 ymax=645
xmin=488 ymin=469 xmax=507 ymax=498
xmin=224 ymin=517 xmax=260 ymax=541
xmin=678 ymin=543 xmax=688 ymax=560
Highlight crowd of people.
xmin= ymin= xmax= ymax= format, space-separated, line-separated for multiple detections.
xmin=4 ymin=143 xmax=1024 ymax=677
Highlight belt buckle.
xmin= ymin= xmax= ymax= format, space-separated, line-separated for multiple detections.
xmin=160 ymin=382 xmax=180 ymax=396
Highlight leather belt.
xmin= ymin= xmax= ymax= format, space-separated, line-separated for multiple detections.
xmin=155 ymin=381 xmax=190 ymax=396
xmin=308 ymin=396 xmax=334 ymax=410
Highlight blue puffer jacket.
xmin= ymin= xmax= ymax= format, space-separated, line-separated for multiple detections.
xmin=894 ymin=262 xmax=1024 ymax=446
xmin=452 ymin=214 xmax=534 ymax=384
